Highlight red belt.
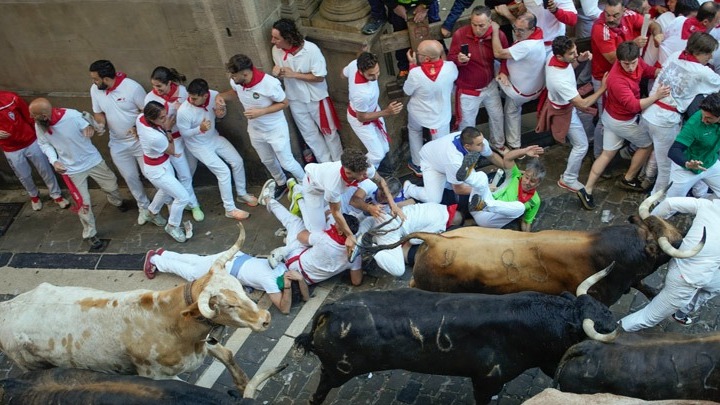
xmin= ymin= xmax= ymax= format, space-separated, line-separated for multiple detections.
xmin=511 ymin=83 xmax=545 ymax=98
xmin=143 ymin=154 xmax=170 ymax=166
xmin=548 ymin=99 xmax=571 ymax=109
xmin=286 ymin=248 xmax=314 ymax=284
xmin=171 ymin=131 xmax=181 ymax=139
xmin=347 ymin=105 xmax=389 ymax=143
xmin=654 ymin=100 xmax=679 ymax=113
xmin=544 ymin=41 xmax=553 ymax=46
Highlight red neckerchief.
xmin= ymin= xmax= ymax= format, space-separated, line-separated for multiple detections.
xmin=138 ymin=115 xmax=163 ymax=131
xmin=325 ymin=224 xmax=347 ymax=245
xmin=241 ymin=67 xmax=266 ymax=89
xmin=46 ymin=108 xmax=66 ymax=135
xmin=517 ymin=182 xmax=536 ymax=203
xmin=354 ymin=69 xmax=369 ymax=84
xmin=192 ymin=95 xmax=210 ymax=112
xmin=420 ymin=59 xmax=444 ymax=81
xmin=682 ymin=17 xmax=706 ymax=40
xmin=152 ymin=82 xmax=179 ymax=103
xmin=340 ymin=167 xmax=359 ymax=186
xmin=524 ymin=27 xmax=544 ymax=41
xmin=679 ymin=50 xmax=702 ymax=64
xmin=548 ymin=56 xmax=570 ymax=68
xmin=282 ymin=45 xmax=300 ymax=61
xmin=104 ymin=72 xmax=127 ymax=95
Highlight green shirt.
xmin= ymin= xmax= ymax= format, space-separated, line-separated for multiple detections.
xmin=492 ymin=165 xmax=541 ymax=224
xmin=676 ymin=111 xmax=720 ymax=174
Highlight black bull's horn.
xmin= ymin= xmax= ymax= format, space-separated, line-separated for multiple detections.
xmin=576 ymin=262 xmax=619 ymax=343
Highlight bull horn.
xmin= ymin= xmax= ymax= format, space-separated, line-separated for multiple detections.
xmin=658 ymin=226 xmax=706 ymax=258
xmin=576 ymin=262 xmax=615 ymax=296
xmin=638 ymin=182 xmax=672 ymax=219
xmin=198 ymin=224 xmax=246 ymax=318
xmin=243 ymin=364 xmax=288 ymax=398
xmin=583 ymin=319 xmax=619 ymax=342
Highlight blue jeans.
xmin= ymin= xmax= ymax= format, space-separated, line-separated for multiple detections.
xmin=442 ymin=0 xmax=474 ymax=31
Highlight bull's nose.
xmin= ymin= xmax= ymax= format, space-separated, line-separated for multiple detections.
xmin=262 ymin=311 xmax=271 ymax=328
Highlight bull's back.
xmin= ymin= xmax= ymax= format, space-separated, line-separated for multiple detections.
xmin=413 ymin=228 xmax=596 ymax=294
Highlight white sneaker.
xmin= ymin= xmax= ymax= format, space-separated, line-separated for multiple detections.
xmin=237 ymin=194 xmax=259 ymax=207
xmin=259 ymin=179 xmax=276 ymax=206
xmin=225 ymin=209 xmax=250 ymax=220
xmin=165 ymin=224 xmax=187 ymax=243
xmin=139 ymin=208 xmax=167 ymax=227
xmin=268 ymin=246 xmax=286 ymax=269
xmin=30 ymin=198 xmax=42 ymax=211
xmin=54 ymin=197 xmax=70 ymax=209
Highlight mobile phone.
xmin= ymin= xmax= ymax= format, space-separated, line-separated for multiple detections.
xmin=460 ymin=44 xmax=469 ymax=55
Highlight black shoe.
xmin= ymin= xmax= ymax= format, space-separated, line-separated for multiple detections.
xmin=116 ymin=200 xmax=131 ymax=212
xmin=362 ymin=18 xmax=386 ymax=35
xmin=618 ymin=177 xmax=646 ymax=192
xmin=672 ymin=313 xmax=693 ymax=326
xmin=88 ymin=236 xmax=103 ymax=250
xmin=456 ymin=152 xmax=481 ymax=182
xmin=577 ymin=188 xmax=595 ymax=210
xmin=469 ymin=194 xmax=486 ymax=211
xmin=274 ymin=183 xmax=288 ymax=200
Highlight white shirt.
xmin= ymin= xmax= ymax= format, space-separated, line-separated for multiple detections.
xmin=229 ymin=74 xmax=287 ymax=132
xmin=652 ymin=198 xmax=720 ymax=286
xmin=545 ymin=58 xmax=579 ymax=106
xmin=36 ymin=109 xmax=102 ymax=175
xmin=176 ymin=90 xmax=220 ymax=152
xmin=90 ymin=76 xmax=145 ymax=145
xmin=419 ymin=131 xmax=492 ymax=185
xmin=525 ymin=0 xmax=577 ymax=49
xmin=136 ymin=115 xmax=168 ymax=159
xmin=272 ymin=40 xmax=329 ymax=103
xmin=506 ymin=39 xmax=547 ymax=95
xmin=299 ymin=231 xmax=361 ymax=283
xmin=658 ymin=16 xmax=689 ymax=66
xmin=343 ymin=60 xmax=380 ymax=114
xmin=643 ymin=51 xmax=720 ymax=127
xmin=403 ymin=61 xmax=458 ymax=129
xmin=144 ymin=85 xmax=188 ymax=135
xmin=226 ymin=254 xmax=285 ymax=294
xmin=710 ymin=25 xmax=720 ymax=75
xmin=305 ymin=161 xmax=376 ymax=204
xmin=341 ymin=179 xmax=382 ymax=218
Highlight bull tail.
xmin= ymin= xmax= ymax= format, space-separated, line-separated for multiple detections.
xmin=362 ymin=231 xmax=442 ymax=255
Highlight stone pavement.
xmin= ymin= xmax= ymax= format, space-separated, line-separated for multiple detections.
xmin=0 ymin=143 xmax=715 ymax=404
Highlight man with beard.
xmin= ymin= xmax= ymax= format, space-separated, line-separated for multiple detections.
xmin=29 ymin=98 xmax=125 ymax=249
xmin=221 ymin=54 xmax=306 ymax=202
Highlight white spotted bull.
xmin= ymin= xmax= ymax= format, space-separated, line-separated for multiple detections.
xmin=0 ymin=224 xmax=270 ymax=392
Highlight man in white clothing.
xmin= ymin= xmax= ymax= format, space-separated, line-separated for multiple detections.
xmin=271 ymin=18 xmax=343 ymax=163
xmin=30 ymin=98 xmax=126 ymax=249
xmin=658 ymin=1 xmax=718 ymax=66
xmin=89 ymin=60 xmax=154 ymax=225
xmin=621 ymin=197 xmax=719 ymax=331
xmin=222 ymin=54 xmax=306 ymax=200
xmin=491 ymin=15 xmax=547 ymax=151
xmin=498 ymin=0 xmax=578 ymax=54
xmin=403 ymin=39 xmax=458 ymax=176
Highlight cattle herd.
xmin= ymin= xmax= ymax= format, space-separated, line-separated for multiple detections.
xmin=0 ymin=191 xmax=717 ymax=404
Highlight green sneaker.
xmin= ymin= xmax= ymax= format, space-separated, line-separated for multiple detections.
xmin=286 ymin=178 xmax=298 ymax=202
xmin=191 ymin=206 xmax=205 ymax=222
xmin=289 ymin=188 xmax=303 ymax=217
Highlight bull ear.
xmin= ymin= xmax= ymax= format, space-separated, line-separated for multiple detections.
xmin=198 ymin=290 xmax=218 ymax=319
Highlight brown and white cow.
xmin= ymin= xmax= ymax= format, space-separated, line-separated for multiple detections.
xmin=0 ymin=224 xmax=270 ymax=392
xmin=365 ymin=189 xmax=705 ymax=305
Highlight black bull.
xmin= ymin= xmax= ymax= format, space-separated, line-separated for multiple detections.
xmin=555 ymin=331 xmax=720 ymax=401
xmin=295 ymin=288 xmax=617 ymax=404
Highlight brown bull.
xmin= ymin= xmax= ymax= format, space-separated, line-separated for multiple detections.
xmin=365 ymin=189 xmax=705 ymax=305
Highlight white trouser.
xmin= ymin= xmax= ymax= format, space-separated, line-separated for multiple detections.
xmin=289 ymin=99 xmax=343 ymax=163
xmin=372 ymin=203 xmax=449 ymax=277
xmin=168 ymin=137 xmax=199 ymax=208
xmin=621 ymin=265 xmax=720 ymax=331
xmin=469 ymin=173 xmax=525 ymax=228
xmin=676 ymin=274 xmax=720 ymax=318
xmin=269 ymin=199 xmax=309 ymax=254
xmin=499 ymin=83 xmax=541 ymax=149
xmin=108 ymin=139 xmax=150 ymax=210
xmin=407 ymin=112 xmax=451 ymax=166
xmin=457 ymin=81 xmax=504 ymax=149
xmin=299 ymin=182 xmax=328 ymax=234
xmin=155 ymin=251 xmax=223 ymax=280
xmin=4 ymin=140 xmax=62 ymax=199
xmin=560 ymin=109 xmax=589 ymax=191
xmin=664 ymin=161 xmax=720 ymax=203
xmin=405 ymin=161 xmax=488 ymax=204
xmin=188 ymin=136 xmax=247 ymax=213
xmin=348 ymin=113 xmax=389 ymax=168
xmin=67 ymin=160 xmax=123 ymax=239
xmin=646 ymin=119 xmax=681 ymax=194
xmin=248 ymin=123 xmax=305 ymax=186
xmin=143 ymin=161 xmax=189 ymax=227
xmin=592 ymin=78 xmax=604 ymax=158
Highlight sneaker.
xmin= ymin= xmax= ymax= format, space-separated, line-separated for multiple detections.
xmin=87 ymin=235 xmax=103 ymax=250
xmin=407 ymin=161 xmax=423 ymax=177
xmin=672 ymin=313 xmax=693 ymax=326
xmin=361 ymin=17 xmax=386 ymax=35
xmin=143 ymin=249 xmax=158 ymax=279
xmin=469 ymin=194 xmax=486 ymax=212
xmin=274 ymin=183 xmax=288 ymax=200
xmin=289 ymin=187 xmax=303 ymax=217
xmin=30 ymin=197 xmax=42 ymax=211
xmin=191 ymin=206 xmax=205 ymax=222
xmin=268 ymin=246 xmax=286 ymax=269
xmin=164 ymin=224 xmax=187 ymax=243
xmin=237 ymin=194 xmax=259 ymax=207
xmin=259 ymin=179 xmax=276 ymax=206
xmin=456 ymin=152 xmax=481 ymax=182
xmin=54 ymin=197 xmax=70 ymax=209
xmin=286 ymin=178 xmax=298 ymax=202
xmin=577 ymin=188 xmax=596 ymax=210
xmin=618 ymin=177 xmax=646 ymax=192
xmin=557 ymin=178 xmax=580 ymax=193
xmin=139 ymin=208 xmax=167 ymax=227
xmin=225 ymin=209 xmax=250 ymax=220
